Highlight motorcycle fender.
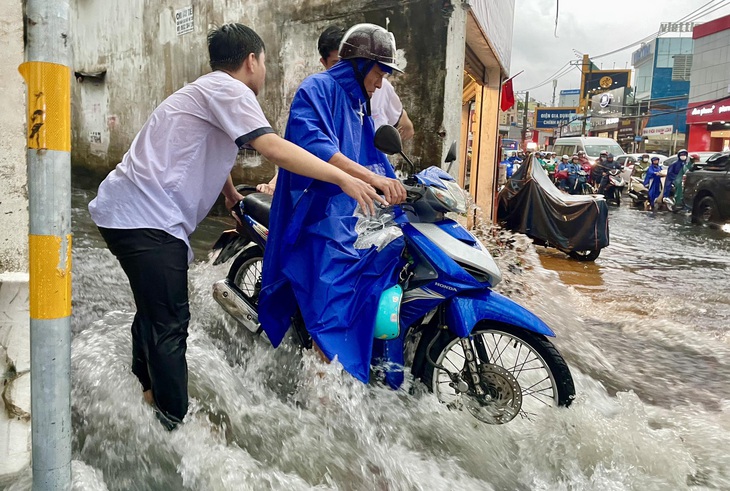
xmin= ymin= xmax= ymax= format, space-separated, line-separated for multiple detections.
xmin=445 ymin=290 xmax=555 ymax=338
xmin=212 ymin=231 xmax=251 ymax=265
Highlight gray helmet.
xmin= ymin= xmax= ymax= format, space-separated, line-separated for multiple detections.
xmin=339 ymin=23 xmax=402 ymax=73
xmin=677 ymin=148 xmax=688 ymax=156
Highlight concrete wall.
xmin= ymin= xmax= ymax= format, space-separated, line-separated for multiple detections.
xmin=0 ymin=0 xmax=31 ymax=484
xmin=0 ymin=0 xmax=28 ymax=273
xmin=70 ymin=0 xmax=454 ymax=184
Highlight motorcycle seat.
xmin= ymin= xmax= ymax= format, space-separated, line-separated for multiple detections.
xmin=242 ymin=192 xmax=272 ymax=228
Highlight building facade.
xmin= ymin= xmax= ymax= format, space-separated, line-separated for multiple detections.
xmin=631 ymin=25 xmax=694 ymax=155
xmin=686 ymin=14 xmax=730 ymax=152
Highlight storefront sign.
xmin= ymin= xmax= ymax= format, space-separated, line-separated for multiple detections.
xmin=686 ymin=96 xmax=730 ymax=124
xmin=642 ymin=125 xmax=674 ymax=136
xmin=534 ymin=107 xmax=579 ymax=129
xmin=659 ymin=22 xmax=694 ymax=33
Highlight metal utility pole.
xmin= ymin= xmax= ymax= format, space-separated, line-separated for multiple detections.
xmin=521 ymin=91 xmax=529 ymax=151
xmin=19 ymin=1 xmax=72 ymax=489
xmin=580 ymin=54 xmax=593 ymax=137
xmin=551 ymin=79 xmax=557 ymax=107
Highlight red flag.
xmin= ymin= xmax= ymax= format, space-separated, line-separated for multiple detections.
xmin=500 ymin=78 xmax=515 ymax=112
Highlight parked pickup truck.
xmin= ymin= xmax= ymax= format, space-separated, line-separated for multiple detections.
xmin=683 ymin=151 xmax=730 ymax=225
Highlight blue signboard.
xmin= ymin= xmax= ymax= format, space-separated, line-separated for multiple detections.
xmin=535 ymin=108 xmax=579 ymax=129
xmin=559 ymin=89 xmax=581 ymax=95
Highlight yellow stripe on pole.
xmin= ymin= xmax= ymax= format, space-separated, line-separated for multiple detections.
xmin=18 ymin=62 xmax=71 ymax=152
xmin=29 ymin=234 xmax=72 ymax=319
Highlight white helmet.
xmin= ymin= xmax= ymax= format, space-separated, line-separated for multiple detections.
xmin=562 ymin=154 xmax=569 ymax=160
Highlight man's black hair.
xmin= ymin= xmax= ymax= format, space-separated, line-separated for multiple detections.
xmin=207 ymin=23 xmax=265 ymax=72
xmin=318 ymin=25 xmax=346 ymax=60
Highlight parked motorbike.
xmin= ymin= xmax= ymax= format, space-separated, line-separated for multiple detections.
xmin=602 ymin=169 xmax=625 ymax=206
xmin=211 ymin=126 xmax=575 ymax=425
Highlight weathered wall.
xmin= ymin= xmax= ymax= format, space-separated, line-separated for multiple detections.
xmin=0 ymin=0 xmax=28 ymax=273
xmin=0 ymin=0 xmax=31 ymax=483
xmin=70 ymin=0 xmax=453 ymax=184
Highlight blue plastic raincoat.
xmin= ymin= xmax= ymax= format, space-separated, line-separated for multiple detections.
xmin=644 ymin=163 xmax=663 ymax=206
xmin=258 ymin=61 xmax=405 ymax=383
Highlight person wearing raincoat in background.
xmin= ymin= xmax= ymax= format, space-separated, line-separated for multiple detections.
xmin=644 ymin=156 xmax=665 ymax=210
xmin=258 ymin=24 xmax=408 ymax=385
xmin=662 ymin=149 xmax=688 ymax=210
xmin=674 ymin=153 xmax=697 ymax=210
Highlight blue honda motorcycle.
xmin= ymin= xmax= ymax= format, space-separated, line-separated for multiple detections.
xmin=212 ymin=126 xmax=575 ymax=424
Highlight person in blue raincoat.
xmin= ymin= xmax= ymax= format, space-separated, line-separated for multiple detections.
xmin=258 ymin=24 xmax=408 ymax=384
xmin=661 ymin=148 xmax=688 ymax=206
xmin=643 ymin=156 xmax=665 ymax=210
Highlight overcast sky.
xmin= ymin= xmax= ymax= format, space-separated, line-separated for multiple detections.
xmin=510 ymin=0 xmax=730 ymax=105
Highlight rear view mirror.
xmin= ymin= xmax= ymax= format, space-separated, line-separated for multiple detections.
xmin=374 ymin=125 xmax=402 ymax=155
xmin=445 ymin=141 xmax=457 ymax=163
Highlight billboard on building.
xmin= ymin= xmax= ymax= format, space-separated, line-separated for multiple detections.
xmin=581 ymin=70 xmax=631 ymax=103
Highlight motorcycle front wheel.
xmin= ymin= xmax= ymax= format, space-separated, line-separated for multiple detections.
xmin=420 ymin=324 xmax=575 ymax=424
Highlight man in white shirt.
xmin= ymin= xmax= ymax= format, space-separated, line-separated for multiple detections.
xmin=256 ymin=24 xmax=414 ymax=194
xmin=88 ymin=23 xmax=383 ymax=430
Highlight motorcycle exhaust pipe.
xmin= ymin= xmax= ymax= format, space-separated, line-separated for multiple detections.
xmin=212 ymin=279 xmax=261 ymax=334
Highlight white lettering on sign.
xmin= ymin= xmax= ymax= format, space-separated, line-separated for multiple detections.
xmin=642 ymin=125 xmax=674 ymax=136
xmin=719 ymin=105 xmax=730 ymax=114
xmin=692 ymin=105 xmax=716 ymax=116
xmin=175 ymin=6 xmax=194 ymax=36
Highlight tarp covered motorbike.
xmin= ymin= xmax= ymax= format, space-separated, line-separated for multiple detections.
xmin=497 ymin=154 xmax=609 ymax=253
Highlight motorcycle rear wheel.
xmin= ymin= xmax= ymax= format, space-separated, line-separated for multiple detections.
xmin=420 ymin=324 xmax=575 ymax=424
xmin=227 ymin=245 xmax=264 ymax=305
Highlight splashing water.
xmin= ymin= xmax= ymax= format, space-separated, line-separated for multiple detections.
xmin=5 ymin=190 xmax=729 ymax=490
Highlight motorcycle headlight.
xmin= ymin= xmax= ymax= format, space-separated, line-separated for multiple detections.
xmin=430 ymin=180 xmax=467 ymax=213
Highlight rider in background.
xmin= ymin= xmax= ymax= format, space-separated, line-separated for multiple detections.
xmin=633 ymin=153 xmax=651 ymax=180
xmin=556 ymin=154 xmax=570 ymax=191
xmin=591 ymin=150 xmax=608 ymax=185
xmin=661 ymin=149 xmax=688 ymax=207
xmin=673 ymin=152 xmax=697 ymax=211
xmin=643 ymin=156 xmax=665 ymax=210
xmin=597 ymin=153 xmax=620 ymax=194
xmin=567 ymin=154 xmax=581 ymax=193
xmin=577 ymin=150 xmax=591 ymax=172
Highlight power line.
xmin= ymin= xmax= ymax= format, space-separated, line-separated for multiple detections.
xmin=524 ymin=0 xmax=730 ymax=90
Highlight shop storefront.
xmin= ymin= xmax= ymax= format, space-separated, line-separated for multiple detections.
xmin=686 ymin=96 xmax=730 ymax=152
xmin=686 ymin=14 xmax=730 ymax=152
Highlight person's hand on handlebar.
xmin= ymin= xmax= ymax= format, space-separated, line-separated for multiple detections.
xmin=337 ymin=174 xmax=389 ymax=216
xmin=369 ymin=175 xmax=407 ymax=205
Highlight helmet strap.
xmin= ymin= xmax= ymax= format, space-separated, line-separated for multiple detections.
xmin=349 ymin=59 xmax=375 ymax=115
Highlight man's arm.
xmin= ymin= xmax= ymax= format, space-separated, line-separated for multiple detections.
xmin=396 ymin=109 xmax=415 ymax=141
xmin=222 ymin=175 xmax=244 ymax=210
xmin=249 ymin=133 xmax=387 ymax=214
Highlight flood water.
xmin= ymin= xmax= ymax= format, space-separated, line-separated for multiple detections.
xmin=6 ymin=190 xmax=730 ymax=491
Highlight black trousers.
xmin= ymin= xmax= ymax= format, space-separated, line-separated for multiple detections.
xmin=99 ymin=227 xmax=190 ymax=422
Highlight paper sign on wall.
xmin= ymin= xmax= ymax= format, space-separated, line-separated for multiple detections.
xmin=176 ymin=7 xmax=193 ymax=36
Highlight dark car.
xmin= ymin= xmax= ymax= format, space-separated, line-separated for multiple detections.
xmin=683 ymin=152 xmax=730 ymax=225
